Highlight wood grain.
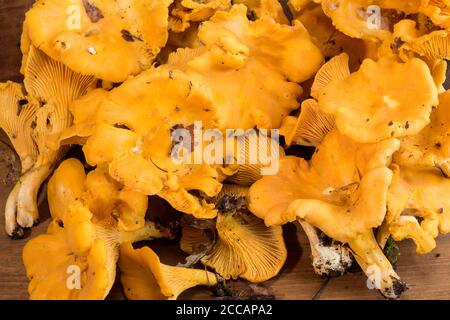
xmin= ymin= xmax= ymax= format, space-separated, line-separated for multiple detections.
xmin=0 ymin=0 xmax=449 ymax=300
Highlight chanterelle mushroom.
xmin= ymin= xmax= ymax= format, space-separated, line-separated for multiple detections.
xmin=180 ymin=184 xmax=287 ymax=282
xmin=317 ymin=55 xmax=438 ymax=143
xmin=394 ymin=90 xmax=450 ymax=175
xmin=23 ymin=0 xmax=173 ymax=82
xmin=378 ymin=164 xmax=450 ymax=254
xmin=248 ymin=129 xmax=404 ymax=298
xmin=164 ymin=4 xmax=324 ymax=129
xmin=24 ymin=158 xmax=174 ymax=299
xmin=119 ymin=242 xmax=218 ymax=300
xmin=54 ymin=68 xmax=228 ymax=219
xmin=23 ymin=200 xmax=172 ymax=300
xmin=1 ymin=46 xmax=95 ymax=238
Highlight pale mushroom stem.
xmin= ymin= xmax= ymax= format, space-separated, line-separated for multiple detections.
xmin=15 ymin=163 xmax=52 ymax=228
xmin=298 ymin=219 xmax=352 ymax=278
xmin=4 ymin=183 xmax=21 ymax=238
xmin=348 ymin=229 xmax=407 ymax=299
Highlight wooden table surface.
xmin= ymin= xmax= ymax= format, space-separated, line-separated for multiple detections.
xmin=0 ymin=0 xmax=449 ymax=300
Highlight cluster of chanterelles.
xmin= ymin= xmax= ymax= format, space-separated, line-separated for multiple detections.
xmin=0 ymin=0 xmax=449 ymax=299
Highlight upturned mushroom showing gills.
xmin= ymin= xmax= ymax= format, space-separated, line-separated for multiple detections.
xmin=1 ymin=46 xmax=95 ymax=238
xmin=180 ymin=184 xmax=287 ymax=282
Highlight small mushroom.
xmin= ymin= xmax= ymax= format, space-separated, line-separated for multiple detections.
xmin=180 ymin=184 xmax=287 ymax=282
xmin=119 ymin=242 xmax=218 ymax=300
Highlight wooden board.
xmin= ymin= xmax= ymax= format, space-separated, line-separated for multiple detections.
xmin=0 ymin=0 xmax=449 ymax=300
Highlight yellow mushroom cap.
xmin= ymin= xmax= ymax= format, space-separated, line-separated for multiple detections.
xmin=318 ymin=57 xmax=438 ymax=143
xmin=421 ymin=0 xmax=450 ymax=29
xmin=23 ymin=198 xmax=173 ymax=300
xmin=3 ymin=45 xmax=95 ymax=236
xmin=234 ymin=0 xmax=290 ymax=24
xmin=248 ymin=129 xmax=399 ymax=243
xmin=119 ymin=242 xmax=217 ymax=300
xmin=60 ymin=68 xmax=229 ymax=219
xmin=47 ymin=158 xmax=86 ymax=220
xmin=24 ymin=0 xmax=173 ymax=82
xmin=23 ymin=207 xmax=114 ymax=300
xmin=321 ymin=0 xmax=421 ymax=41
xmin=164 ymin=4 xmax=323 ymax=129
xmin=394 ymin=90 xmax=450 ymax=172
xmin=170 ymin=0 xmax=232 ymax=32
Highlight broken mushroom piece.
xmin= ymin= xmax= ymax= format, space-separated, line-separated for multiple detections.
xmin=421 ymin=0 xmax=450 ymax=29
xmin=180 ymin=184 xmax=287 ymax=282
xmin=3 ymin=46 xmax=95 ymax=238
xmin=23 ymin=202 xmax=172 ymax=300
xmin=23 ymin=0 xmax=173 ymax=82
xmin=381 ymin=165 xmax=450 ymax=254
xmin=318 ymin=56 xmax=438 ymax=143
xmin=119 ymin=242 xmax=218 ymax=300
xmin=233 ymin=0 xmax=290 ymax=24
xmin=169 ymin=0 xmax=232 ymax=33
xmin=349 ymin=229 xmax=406 ymax=299
xmin=280 ymin=99 xmax=335 ymax=147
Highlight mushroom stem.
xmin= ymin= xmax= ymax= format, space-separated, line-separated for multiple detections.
xmin=5 ymin=183 xmax=22 ymax=238
xmin=15 ymin=163 xmax=52 ymax=228
xmin=348 ymin=229 xmax=407 ymax=299
xmin=159 ymin=263 xmax=218 ymax=299
xmin=298 ymin=219 xmax=352 ymax=278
